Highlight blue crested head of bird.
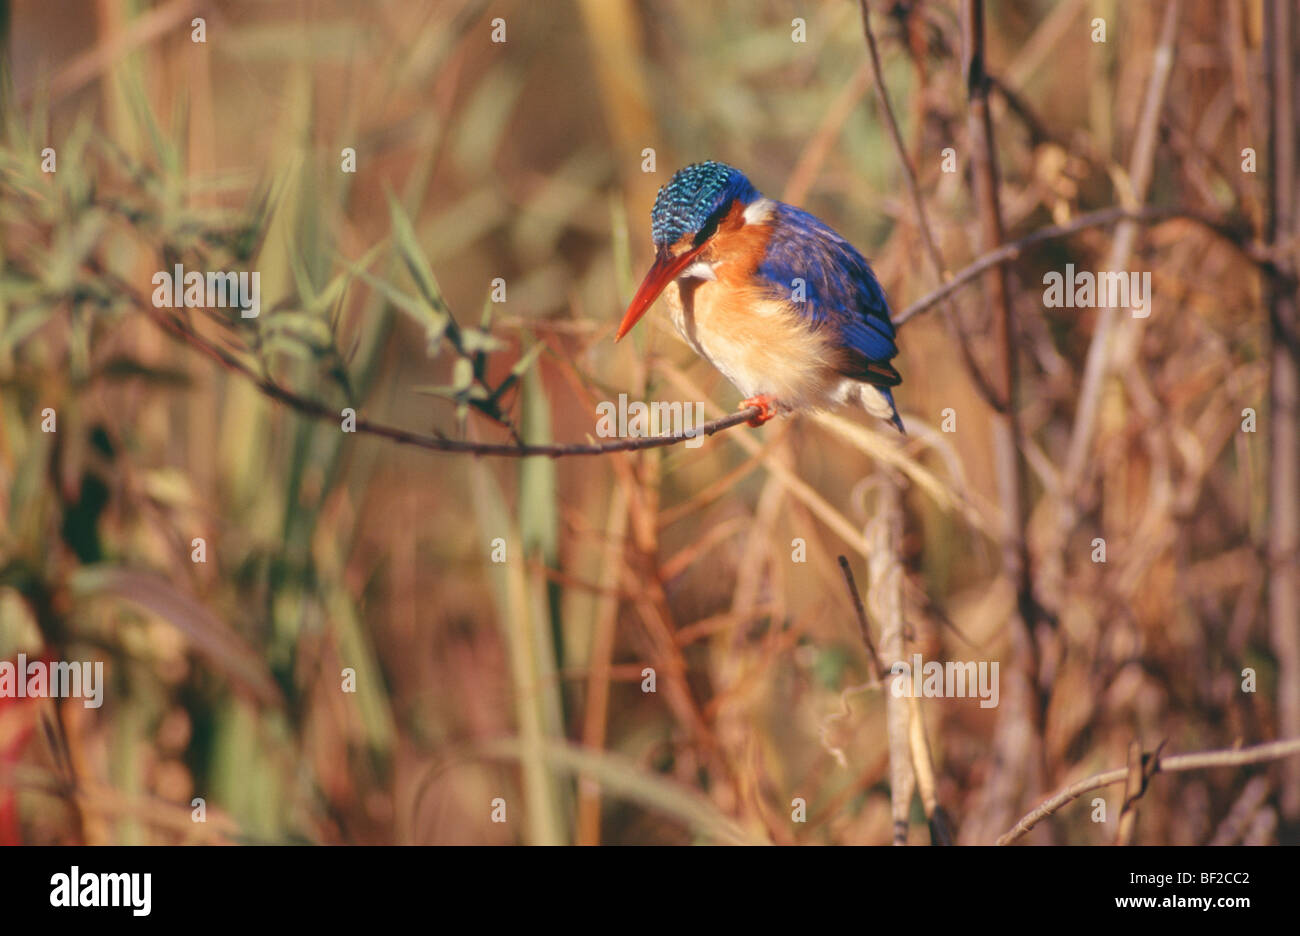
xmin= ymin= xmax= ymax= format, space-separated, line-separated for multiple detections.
xmin=618 ymin=160 xmax=906 ymax=434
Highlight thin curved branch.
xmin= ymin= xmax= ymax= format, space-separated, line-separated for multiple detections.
xmin=130 ymin=286 xmax=760 ymax=458
xmin=893 ymin=205 xmax=1269 ymax=327
xmin=997 ymin=736 xmax=1300 ymax=845
xmin=838 ymin=555 xmax=884 ymax=680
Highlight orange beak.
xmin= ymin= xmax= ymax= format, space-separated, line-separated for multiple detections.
xmin=615 ymin=242 xmax=708 ymax=342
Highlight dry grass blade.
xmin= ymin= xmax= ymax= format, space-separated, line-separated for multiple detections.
xmin=480 ymin=738 xmax=768 ymax=846
xmin=70 ymin=567 xmax=283 ymax=708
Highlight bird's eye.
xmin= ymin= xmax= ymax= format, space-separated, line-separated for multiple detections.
xmin=693 ymin=216 xmax=720 ymax=246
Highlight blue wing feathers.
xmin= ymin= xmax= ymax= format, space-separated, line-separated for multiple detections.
xmin=755 ymin=203 xmax=899 ymax=380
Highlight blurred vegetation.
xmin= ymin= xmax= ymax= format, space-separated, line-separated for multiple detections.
xmin=0 ymin=0 xmax=1294 ymax=845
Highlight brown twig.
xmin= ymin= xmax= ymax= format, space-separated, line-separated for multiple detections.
xmin=131 ymin=290 xmax=761 ymax=458
xmin=962 ymin=0 xmax=1035 ymax=632
xmin=1208 ymin=776 xmax=1271 ymax=846
xmin=858 ymin=0 xmax=1008 ymax=413
xmin=892 ymin=205 xmax=1268 ymax=327
xmin=783 ymin=62 xmax=873 ymax=205
xmin=997 ymin=737 xmax=1300 ymax=845
xmin=1116 ymin=738 xmax=1164 ymax=845
xmin=1115 ymin=741 xmax=1144 ymax=846
xmin=17 ymin=0 xmax=199 ymax=106
xmin=837 ymin=555 xmax=884 ymax=680
xmin=1266 ymin=0 xmax=1300 ymax=821
xmin=961 ymin=0 xmax=1046 ymax=844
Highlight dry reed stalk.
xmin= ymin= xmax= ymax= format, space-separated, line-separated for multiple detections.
xmin=1266 ymin=0 xmax=1300 ymax=820
xmin=865 ymin=474 xmax=914 ymax=844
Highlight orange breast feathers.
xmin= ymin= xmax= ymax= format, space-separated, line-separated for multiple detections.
xmin=672 ymin=203 xmax=845 ymax=407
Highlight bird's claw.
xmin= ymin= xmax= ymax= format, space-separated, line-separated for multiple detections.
xmin=740 ymin=395 xmax=778 ymax=428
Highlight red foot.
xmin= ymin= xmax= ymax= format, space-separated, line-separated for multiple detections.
xmin=740 ymin=395 xmax=778 ymax=428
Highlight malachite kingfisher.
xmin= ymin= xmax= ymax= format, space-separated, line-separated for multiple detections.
xmin=616 ymin=160 xmax=905 ymax=433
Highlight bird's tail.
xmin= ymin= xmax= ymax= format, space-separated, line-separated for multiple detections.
xmin=860 ymin=384 xmax=906 ymax=434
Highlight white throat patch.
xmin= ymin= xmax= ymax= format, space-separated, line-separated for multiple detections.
xmin=679 ymin=260 xmax=717 ymax=281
